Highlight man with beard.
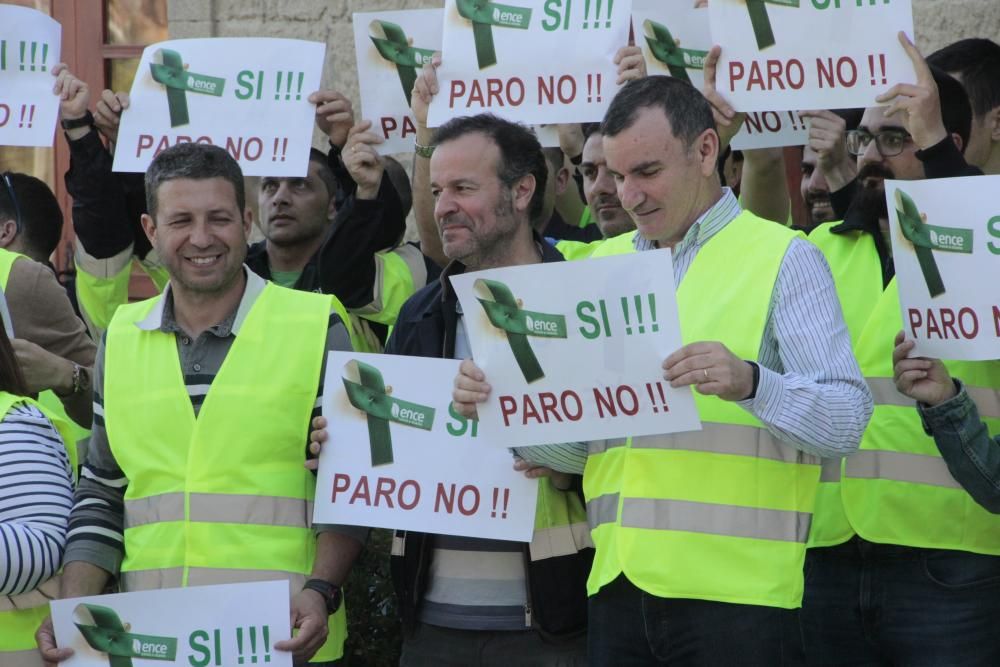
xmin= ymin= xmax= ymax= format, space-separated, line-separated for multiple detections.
xmin=801 ymin=34 xmax=1000 ymax=666
xmin=554 ymin=123 xmax=637 ymax=260
xmin=798 ymin=145 xmax=836 ymax=226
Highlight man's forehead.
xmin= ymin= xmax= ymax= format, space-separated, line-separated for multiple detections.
xmin=860 ymin=106 xmax=905 ymax=131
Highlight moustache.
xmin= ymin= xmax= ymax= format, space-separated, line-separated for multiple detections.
xmin=857 ymin=164 xmax=895 ymax=186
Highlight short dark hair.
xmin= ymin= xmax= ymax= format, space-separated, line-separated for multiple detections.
xmin=145 ymin=143 xmax=245 ymax=219
xmin=308 ymin=147 xmax=338 ymax=200
xmin=928 ymin=38 xmax=1000 ymax=118
xmin=601 ymin=75 xmax=716 ymax=148
xmin=581 ymin=122 xmax=601 ymax=141
xmin=930 ymin=66 xmax=973 ymax=151
xmin=381 ymin=155 xmax=413 ymax=219
xmin=431 ymin=114 xmax=548 ymax=224
xmin=0 ymin=172 xmax=63 ymax=259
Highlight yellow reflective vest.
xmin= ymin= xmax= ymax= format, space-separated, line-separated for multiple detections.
xmin=103 ymin=283 xmax=348 ymax=661
xmin=841 ymin=279 xmax=1000 ymax=553
xmin=0 ymin=391 xmax=75 ymax=667
xmin=807 ymin=223 xmax=882 ymax=547
xmin=584 ymin=212 xmax=821 ymax=609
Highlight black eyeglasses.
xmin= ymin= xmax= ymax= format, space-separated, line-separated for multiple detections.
xmin=1 ymin=173 xmax=21 ymax=233
xmin=845 ymin=129 xmax=912 ymax=158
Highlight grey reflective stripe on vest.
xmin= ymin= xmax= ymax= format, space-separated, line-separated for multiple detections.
xmin=844 ymin=450 xmax=962 ymax=490
xmin=124 ymin=567 xmax=303 ymax=592
xmin=587 ymin=492 xmax=620 ymax=528
xmin=620 ymin=497 xmax=811 ymax=543
xmin=630 ymin=423 xmax=821 ymax=466
xmin=125 ymin=492 xmax=312 ymax=529
xmin=587 ymin=438 xmax=627 ymax=455
xmin=0 ymin=575 xmax=59 ymax=612
xmin=819 ymin=458 xmax=842 ymax=483
xmin=0 ymin=648 xmax=43 ymax=666
xmin=867 ymin=377 xmax=1000 ymax=419
xmin=528 ymin=520 xmax=593 ymax=561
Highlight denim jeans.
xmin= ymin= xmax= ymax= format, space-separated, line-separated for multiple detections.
xmin=801 ymin=537 xmax=1000 ymax=666
xmin=587 ymin=575 xmax=804 ymax=666
xmin=399 ymin=623 xmax=587 ymax=667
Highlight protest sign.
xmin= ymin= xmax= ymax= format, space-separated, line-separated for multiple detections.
xmin=0 ymin=5 xmax=61 ymax=147
xmin=451 ymin=250 xmax=701 ymax=448
xmin=427 ymin=0 xmax=630 ymax=126
xmin=51 ymin=581 xmax=292 ymax=667
xmin=112 ymin=38 xmax=324 ymax=176
xmin=887 ymin=176 xmax=1000 ymax=360
xmin=314 ymin=352 xmax=538 ymax=541
xmin=709 ymin=0 xmax=915 ymax=112
xmin=354 ymin=9 xmax=442 ymax=154
xmin=632 ymin=0 xmax=805 ymax=150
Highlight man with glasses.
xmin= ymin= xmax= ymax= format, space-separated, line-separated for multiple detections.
xmin=801 ymin=34 xmax=1000 ymax=666
xmin=0 ymin=171 xmax=96 ymax=431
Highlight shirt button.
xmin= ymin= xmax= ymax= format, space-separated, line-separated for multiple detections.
xmin=181 ymin=336 xmax=191 ymax=345
xmin=193 ymin=363 xmax=202 ymax=372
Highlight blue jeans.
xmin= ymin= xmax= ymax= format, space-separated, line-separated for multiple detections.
xmin=588 ymin=575 xmax=804 ymax=666
xmin=801 ymin=538 xmax=1000 ymax=666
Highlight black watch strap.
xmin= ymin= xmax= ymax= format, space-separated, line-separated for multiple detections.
xmin=303 ymin=578 xmax=342 ymax=615
xmin=61 ymin=110 xmax=94 ymax=131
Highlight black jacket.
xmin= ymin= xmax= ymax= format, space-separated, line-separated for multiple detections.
xmin=384 ymin=239 xmax=593 ymax=638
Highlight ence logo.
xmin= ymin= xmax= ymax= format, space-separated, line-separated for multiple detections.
xmin=643 ymin=20 xmax=709 ymax=85
xmin=895 ymin=188 xmax=974 ymax=298
xmin=928 ymin=229 xmax=971 ymax=253
xmin=148 ymin=48 xmax=227 ymax=128
xmin=73 ymin=603 xmax=178 ymax=665
xmin=343 ymin=360 xmax=435 ymax=466
xmin=369 ymin=19 xmax=437 ymax=107
xmin=474 ymin=279 xmax=567 ymax=383
xmin=456 ymin=0 xmax=532 ymax=69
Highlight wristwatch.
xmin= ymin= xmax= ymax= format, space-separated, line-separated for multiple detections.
xmin=61 ymin=110 xmax=94 ymax=131
xmin=414 ymin=141 xmax=435 ymax=158
xmin=302 ymin=579 xmax=342 ymax=615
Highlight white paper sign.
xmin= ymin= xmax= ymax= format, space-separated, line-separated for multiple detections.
xmin=887 ymin=176 xmax=1000 ymax=361
xmin=314 ymin=352 xmax=538 ymax=541
xmin=0 ymin=5 xmax=61 ymax=147
xmin=632 ymin=0 xmax=805 ymax=150
xmin=354 ymin=9 xmax=442 ymax=155
xmin=51 ymin=581 xmax=292 ymax=667
xmin=427 ymin=0 xmax=630 ymax=126
xmin=709 ymin=0 xmax=915 ymax=112
xmin=451 ymin=250 xmax=702 ymax=448
xmin=113 ymin=38 xmax=325 ymax=176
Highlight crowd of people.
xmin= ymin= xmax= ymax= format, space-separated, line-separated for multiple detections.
xmin=0 ymin=15 xmax=998 ymax=667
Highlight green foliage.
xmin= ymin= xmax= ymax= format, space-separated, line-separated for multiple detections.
xmin=343 ymin=529 xmax=402 ymax=666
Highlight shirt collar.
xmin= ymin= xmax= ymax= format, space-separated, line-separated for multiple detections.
xmin=632 ymin=187 xmax=741 ymax=252
xmin=134 ymin=266 xmax=267 ymax=336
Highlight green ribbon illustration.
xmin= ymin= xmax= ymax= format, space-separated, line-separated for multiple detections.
xmin=73 ymin=604 xmax=177 ymax=667
xmin=149 ymin=48 xmax=226 ymax=128
xmin=642 ymin=20 xmax=708 ymax=85
xmin=474 ymin=279 xmax=567 ymax=384
xmin=456 ymin=0 xmax=532 ymax=69
xmin=745 ymin=0 xmax=799 ymax=50
xmin=369 ymin=20 xmax=436 ymax=107
xmin=894 ymin=189 xmax=974 ymax=298
xmin=343 ymin=360 xmax=435 ymax=467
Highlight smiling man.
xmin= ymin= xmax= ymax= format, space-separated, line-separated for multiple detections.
xmin=36 ymin=143 xmax=364 ymax=666
xmin=455 ymin=69 xmax=872 ymax=664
